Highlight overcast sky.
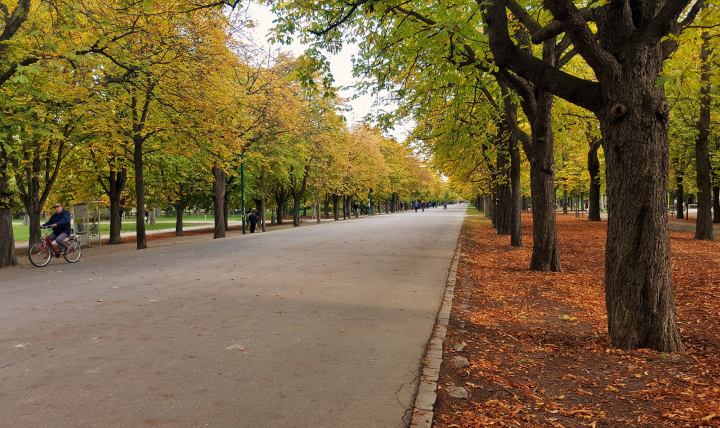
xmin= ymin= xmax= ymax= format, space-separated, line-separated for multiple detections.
xmin=244 ymin=3 xmax=408 ymax=141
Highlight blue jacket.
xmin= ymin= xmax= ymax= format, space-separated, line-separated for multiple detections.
xmin=43 ymin=209 xmax=72 ymax=235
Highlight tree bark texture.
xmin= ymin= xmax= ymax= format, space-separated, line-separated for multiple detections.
xmin=212 ymin=166 xmax=226 ymax=239
xmin=0 ymin=145 xmax=18 ymax=267
xmin=510 ymin=132 xmax=523 ymax=247
xmin=133 ymin=136 xmax=147 ymax=250
xmin=174 ymin=204 xmax=184 ymax=237
xmin=694 ymin=33 xmax=713 ymax=241
xmin=105 ymin=167 xmax=127 ymax=244
xmin=526 ymin=88 xmax=562 ymax=271
xmin=332 ymin=194 xmax=340 ymax=220
xmin=588 ymin=139 xmax=602 ymax=221
xmin=597 ymin=51 xmax=683 ymax=352
xmin=676 ymin=174 xmax=684 ymax=220
xmin=713 ymin=185 xmax=719 ymax=223
xmin=273 ymin=188 xmax=289 ymax=225
xmin=496 ymin=133 xmax=512 ymax=236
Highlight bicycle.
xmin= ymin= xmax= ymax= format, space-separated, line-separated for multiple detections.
xmin=28 ymin=226 xmax=82 ymax=267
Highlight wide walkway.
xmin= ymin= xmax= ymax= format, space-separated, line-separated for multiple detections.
xmin=0 ymin=204 xmax=466 ymax=427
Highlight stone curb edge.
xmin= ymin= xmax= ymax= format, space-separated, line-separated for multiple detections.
xmin=410 ymin=241 xmax=461 ymax=427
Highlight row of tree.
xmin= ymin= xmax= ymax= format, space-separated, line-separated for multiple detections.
xmin=268 ymin=0 xmax=719 ymax=352
xmin=0 ymin=1 xmax=453 ymax=268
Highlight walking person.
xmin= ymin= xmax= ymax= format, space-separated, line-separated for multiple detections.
xmin=248 ymin=209 xmax=259 ymax=233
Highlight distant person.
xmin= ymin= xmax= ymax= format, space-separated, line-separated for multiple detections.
xmin=414 ymin=201 xmax=418 ymax=212
xmin=248 ymin=209 xmax=258 ymax=233
xmin=42 ymin=203 xmax=72 ymax=256
xmin=144 ymin=210 xmax=149 ymax=223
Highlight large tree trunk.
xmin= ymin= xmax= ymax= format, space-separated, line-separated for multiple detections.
xmin=694 ymin=33 xmax=713 ymax=241
xmin=527 ymin=87 xmax=561 ymax=271
xmin=588 ymin=139 xmax=602 ymax=221
xmin=598 ymin=59 xmax=684 ymax=352
xmin=510 ymin=132 xmax=523 ymax=247
xmin=0 ymin=146 xmax=18 ymax=267
xmin=212 ymin=166 xmax=226 ymax=239
xmin=486 ymin=0 xmax=686 ymax=352
xmin=134 ymin=137 xmax=147 ymax=250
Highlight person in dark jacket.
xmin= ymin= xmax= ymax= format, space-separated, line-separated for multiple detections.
xmin=248 ymin=209 xmax=258 ymax=233
xmin=43 ymin=203 xmax=72 ymax=255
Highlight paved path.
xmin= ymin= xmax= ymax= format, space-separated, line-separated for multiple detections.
xmin=0 ymin=205 xmax=466 ymax=427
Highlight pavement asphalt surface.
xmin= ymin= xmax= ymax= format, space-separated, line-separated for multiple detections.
xmin=1 ymin=204 xmax=467 ymax=428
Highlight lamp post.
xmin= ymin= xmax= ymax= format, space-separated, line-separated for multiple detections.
xmin=241 ymin=154 xmax=246 ymax=235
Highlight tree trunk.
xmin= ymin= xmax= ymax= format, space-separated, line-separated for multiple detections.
xmin=223 ymin=192 xmax=230 ymax=232
xmin=496 ymin=138 xmax=512 ymax=235
xmin=588 ymin=139 xmax=602 ymax=221
xmin=676 ymin=174 xmax=684 ymax=220
xmin=174 ymin=203 xmax=185 ymax=236
xmin=274 ymin=188 xmax=288 ymax=225
xmin=212 ymin=166 xmax=226 ymax=239
xmin=562 ymin=188 xmax=568 ymax=214
xmin=510 ymin=132 xmax=523 ymax=247
xmin=598 ymin=62 xmax=684 ymax=352
xmin=0 ymin=146 xmax=18 ymax=267
xmin=713 ymin=185 xmax=719 ymax=224
xmin=134 ymin=137 xmax=147 ymax=250
xmin=694 ymin=33 xmax=713 ymax=241
xmin=324 ymin=194 xmax=330 ymax=219
xmin=332 ymin=194 xmax=340 ymax=220
xmin=107 ymin=168 xmax=127 ymax=244
xmin=260 ymin=197 xmax=266 ymax=232
xmin=527 ymin=88 xmax=561 ymax=271
xmin=293 ymin=196 xmax=302 ymax=226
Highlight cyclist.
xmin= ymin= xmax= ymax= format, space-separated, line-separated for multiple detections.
xmin=42 ymin=203 xmax=72 ymax=256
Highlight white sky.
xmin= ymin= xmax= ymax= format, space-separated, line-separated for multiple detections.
xmin=244 ymin=3 xmax=408 ymax=141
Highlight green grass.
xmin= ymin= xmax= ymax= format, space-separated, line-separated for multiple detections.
xmin=466 ymin=205 xmax=483 ymax=216
xmin=12 ymin=221 xmax=215 ymax=243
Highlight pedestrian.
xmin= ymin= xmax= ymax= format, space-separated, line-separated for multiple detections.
xmin=248 ymin=209 xmax=258 ymax=233
xmin=414 ymin=201 xmax=418 ymax=212
xmin=144 ymin=210 xmax=149 ymax=223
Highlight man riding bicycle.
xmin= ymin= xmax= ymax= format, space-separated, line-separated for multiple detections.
xmin=43 ymin=203 xmax=72 ymax=256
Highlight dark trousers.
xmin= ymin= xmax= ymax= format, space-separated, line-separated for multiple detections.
xmin=249 ymin=223 xmax=257 ymax=233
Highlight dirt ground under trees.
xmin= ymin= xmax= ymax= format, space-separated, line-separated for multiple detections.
xmin=431 ymin=212 xmax=720 ymax=427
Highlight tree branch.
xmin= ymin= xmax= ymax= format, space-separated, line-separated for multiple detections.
xmin=636 ymin=0 xmax=698 ymax=48
xmin=542 ymin=0 xmax=619 ymax=78
xmin=484 ymin=0 xmax=603 ymax=112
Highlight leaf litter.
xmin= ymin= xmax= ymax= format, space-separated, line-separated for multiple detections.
xmin=433 ymin=212 xmax=720 ymax=427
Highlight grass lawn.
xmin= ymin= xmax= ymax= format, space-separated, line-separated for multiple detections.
xmin=12 ymin=220 xmax=216 ymax=243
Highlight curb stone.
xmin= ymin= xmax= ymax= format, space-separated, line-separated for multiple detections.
xmin=410 ymin=242 xmax=461 ymax=427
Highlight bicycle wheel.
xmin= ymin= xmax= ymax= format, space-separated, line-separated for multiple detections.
xmin=63 ymin=238 xmax=82 ymax=263
xmin=28 ymin=241 xmax=52 ymax=267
